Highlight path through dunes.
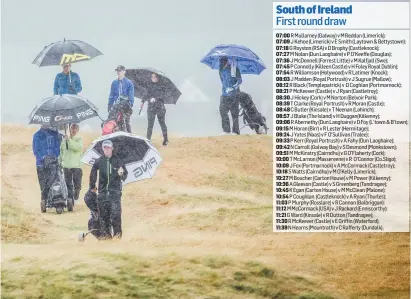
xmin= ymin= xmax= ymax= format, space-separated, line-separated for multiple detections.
xmin=1 ymin=125 xmax=409 ymax=299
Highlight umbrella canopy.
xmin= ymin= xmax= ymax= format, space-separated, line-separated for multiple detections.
xmin=81 ymin=132 xmax=163 ymax=185
xmin=29 ymin=94 xmax=100 ymax=126
xmin=127 ymin=68 xmax=181 ymax=104
xmin=32 ymin=39 xmax=103 ymax=67
xmin=200 ymin=44 xmax=266 ymax=75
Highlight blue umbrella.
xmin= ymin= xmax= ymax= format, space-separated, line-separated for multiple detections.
xmin=200 ymin=44 xmax=266 ymax=75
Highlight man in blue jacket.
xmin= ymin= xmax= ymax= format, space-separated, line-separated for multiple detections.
xmin=219 ymin=56 xmax=242 ymax=135
xmin=54 ymin=63 xmax=82 ymax=95
xmin=108 ymin=65 xmax=135 ymax=133
xmin=32 ymin=125 xmax=62 ymax=203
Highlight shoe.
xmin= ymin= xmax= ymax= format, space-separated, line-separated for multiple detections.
xmin=220 ymin=132 xmax=230 ymax=136
xmin=163 ymin=140 xmax=169 ymax=146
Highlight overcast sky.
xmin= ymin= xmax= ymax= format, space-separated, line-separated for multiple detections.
xmin=1 ymin=0 xmax=272 ymax=137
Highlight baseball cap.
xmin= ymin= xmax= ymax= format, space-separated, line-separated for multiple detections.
xmin=102 ymin=140 xmax=113 ymax=148
xmin=115 ymin=65 xmax=126 ymax=71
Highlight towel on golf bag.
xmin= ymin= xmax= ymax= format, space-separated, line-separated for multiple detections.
xmin=84 ymin=189 xmax=102 ymax=238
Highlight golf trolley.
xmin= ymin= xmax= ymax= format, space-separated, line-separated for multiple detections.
xmin=238 ymin=91 xmax=269 ymax=135
xmin=40 ymin=156 xmax=73 ymax=214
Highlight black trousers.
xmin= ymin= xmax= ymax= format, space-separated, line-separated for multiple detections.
xmin=124 ymin=112 xmax=132 ymax=133
xmin=63 ymin=168 xmax=83 ymax=200
xmin=98 ymin=191 xmax=122 ymax=239
xmin=147 ymin=106 xmax=168 ymax=141
xmin=36 ymin=166 xmax=51 ymax=201
xmin=219 ymin=95 xmax=240 ymax=134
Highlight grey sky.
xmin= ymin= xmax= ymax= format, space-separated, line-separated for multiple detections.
xmin=1 ymin=0 xmax=272 ymax=137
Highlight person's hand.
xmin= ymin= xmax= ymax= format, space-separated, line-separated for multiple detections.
xmin=140 ymin=102 xmax=144 ymax=108
xmin=226 ymin=87 xmax=234 ymax=93
xmin=150 ymin=98 xmax=156 ymax=103
xmin=64 ymin=134 xmax=69 ymax=140
xmin=118 ymin=167 xmax=124 ymax=176
xmin=91 ymin=187 xmax=97 ymax=193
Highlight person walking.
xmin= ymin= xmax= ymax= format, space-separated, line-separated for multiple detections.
xmin=59 ymin=123 xmax=83 ymax=204
xmin=218 ymin=56 xmax=242 ymax=135
xmin=54 ymin=63 xmax=82 ymax=95
xmin=32 ymin=125 xmax=62 ymax=203
xmin=108 ymin=65 xmax=135 ymax=133
xmin=140 ymin=72 xmax=169 ymax=145
xmin=89 ymin=140 xmax=128 ymax=239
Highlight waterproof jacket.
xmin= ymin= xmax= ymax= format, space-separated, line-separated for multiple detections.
xmin=54 ymin=71 xmax=82 ymax=95
xmin=108 ymin=77 xmax=135 ymax=110
xmin=59 ymin=135 xmax=83 ymax=168
xmin=219 ymin=66 xmax=242 ymax=97
xmin=89 ymin=155 xmax=128 ymax=194
xmin=142 ymin=81 xmax=166 ymax=111
xmin=32 ymin=128 xmax=62 ymax=167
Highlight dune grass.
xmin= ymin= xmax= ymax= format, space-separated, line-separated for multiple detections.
xmin=1 ymin=253 xmax=336 ymax=299
xmin=201 ymin=173 xmax=273 ymax=197
xmin=1 ymin=200 xmax=44 ymax=244
xmin=165 ymin=206 xmax=272 ymax=235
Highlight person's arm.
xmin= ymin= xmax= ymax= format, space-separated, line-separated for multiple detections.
xmin=128 ymin=80 xmax=134 ymax=107
xmin=74 ymin=73 xmax=82 ymax=93
xmin=219 ymin=69 xmax=223 ymax=84
xmin=53 ymin=74 xmax=59 ymax=95
xmin=55 ymin=134 xmax=61 ymax=157
xmin=68 ymin=136 xmax=83 ymax=152
xmin=108 ymin=81 xmax=115 ymax=111
xmin=233 ymin=67 xmax=242 ymax=89
xmin=32 ymin=133 xmax=38 ymax=156
xmin=58 ymin=140 xmax=64 ymax=164
xmin=89 ymin=159 xmax=99 ymax=190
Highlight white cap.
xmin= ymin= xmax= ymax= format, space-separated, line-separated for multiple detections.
xmin=102 ymin=140 xmax=113 ymax=148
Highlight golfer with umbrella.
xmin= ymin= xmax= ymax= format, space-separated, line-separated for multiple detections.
xmin=81 ymin=132 xmax=163 ymax=240
xmin=32 ymin=38 xmax=103 ymax=95
xmin=201 ymin=44 xmax=266 ymax=135
xmin=54 ymin=63 xmax=82 ymax=95
xmin=89 ymin=140 xmax=128 ymax=240
xmin=127 ymin=68 xmax=181 ymax=146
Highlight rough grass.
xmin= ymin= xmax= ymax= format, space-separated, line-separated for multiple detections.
xmin=166 ymin=206 xmax=272 ymax=235
xmin=201 ymin=173 xmax=273 ymax=197
xmin=1 ymin=200 xmax=44 ymax=244
xmin=1 ymin=253 xmax=335 ymax=299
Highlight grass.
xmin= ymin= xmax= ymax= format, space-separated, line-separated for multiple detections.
xmin=1 ymin=200 xmax=44 ymax=243
xmin=1 ymin=253 xmax=336 ymax=299
xmin=201 ymin=173 xmax=273 ymax=197
xmin=166 ymin=206 xmax=272 ymax=235
xmin=169 ymin=194 xmax=258 ymax=208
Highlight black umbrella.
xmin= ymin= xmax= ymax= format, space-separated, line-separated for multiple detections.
xmin=81 ymin=132 xmax=163 ymax=184
xmin=29 ymin=94 xmax=100 ymax=126
xmin=127 ymin=68 xmax=181 ymax=106
xmin=32 ymin=39 xmax=103 ymax=67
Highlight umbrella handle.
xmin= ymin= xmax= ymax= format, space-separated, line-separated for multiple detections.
xmin=65 ymin=125 xmax=69 ymax=150
xmin=139 ymin=103 xmax=144 ymax=115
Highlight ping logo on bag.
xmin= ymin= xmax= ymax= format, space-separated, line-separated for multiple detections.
xmin=60 ymin=53 xmax=91 ymax=65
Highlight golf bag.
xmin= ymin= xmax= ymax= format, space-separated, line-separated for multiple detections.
xmin=84 ymin=189 xmax=102 ymax=239
xmin=102 ymin=96 xmax=133 ymax=135
xmin=41 ymin=156 xmax=71 ymax=214
xmin=237 ymin=91 xmax=268 ymax=134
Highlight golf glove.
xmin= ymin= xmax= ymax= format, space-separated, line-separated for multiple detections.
xmin=150 ymin=98 xmax=156 ymax=103
xmin=226 ymin=87 xmax=234 ymax=93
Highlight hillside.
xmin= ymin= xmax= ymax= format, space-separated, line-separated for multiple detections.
xmin=1 ymin=125 xmax=409 ymax=299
